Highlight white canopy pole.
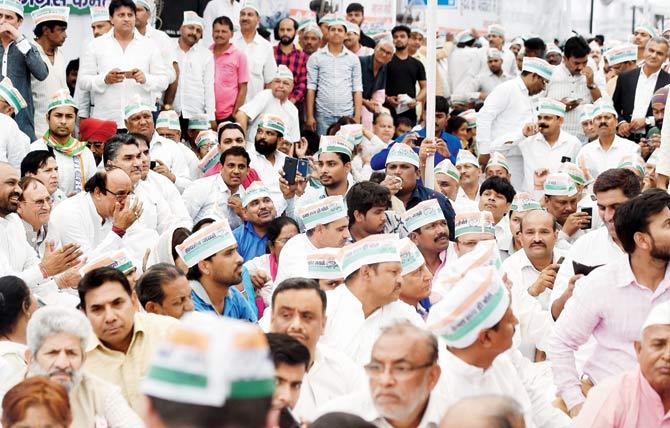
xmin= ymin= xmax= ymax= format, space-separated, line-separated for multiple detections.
xmin=423 ymin=0 xmax=437 ymax=190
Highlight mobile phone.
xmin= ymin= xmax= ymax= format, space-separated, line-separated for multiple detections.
xmin=557 ymin=256 xmax=565 ymax=265
xmin=561 ymin=156 xmax=571 ymax=163
xmin=297 ymin=158 xmax=309 ymax=178
xmin=580 ymin=207 xmax=593 ymax=230
xmin=121 ymin=70 xmax=135 ymax=78
xmin=150 ymin=161 xmax=156 ymax=170
xmin=278 ymin=407 xmax=300 ymax=428
xmin=283 ymin=157 xmax=299 ymax=185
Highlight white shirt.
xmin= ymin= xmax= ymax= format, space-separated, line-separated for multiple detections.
xmin=545 ymin=60 xmax=606 ymax=140
xmin=240 ymin=89 xmax=300 ymax=143
xmin=232 ymin=32 xmax=277 ymax=104
xmin=455 ymin=187 xmax=479 ymax=208
xmin=203 ymin=0 xmax=242 ymax=47
xmin=321 ymin=285 xmax=424 ymax=365
xmin=248 ymin=148 xmax=287 ymax=214
xmin=30 ymin=139 xmax=97 ymax=195
xmin=657 ymin=92 xmax=670 ymax=177
xmin=78 ymin=30 xmax=169 ymax=127
xmin=181 ymin=174 xmax=244 ymax=228
xmin=134 ymin=179 xmax=181 ymax=234
xmin=631 ymin=68 xmax=660 ymax=120
xmin=491 ymin=130 xmax=582 ymax=193
xmin=144 ymin=26 xmax=177 ymax=86
xmin=439 ymin=349 xmax=571 ymax=428
xmin=0 ymin=114 xmax=29 ymax=172
xmin=173 ymin=39 xmax=215 ymax=120
xmin=176 ymin=141 xmax=201 ymax=180
xmin=453 ymin=69 xmax=510 ymax=100
xmin=576 ymin=135 xmax=641 ymax=180
xmin=447 ymin=47 xmax=481 ymax=93
xmin=30 ymin=43 xmax=67 ymax=137
xmin=294 ymin=343 xmax=367 ymax=421
xmin=479 ymin=46 xmax=518 ymax=78
xmin=477 ymin=77 xmax=535 ymax=190
xmin=145 ymin=171 xmax=192 ymax=228
xmin=149 ymin=132 xmax=193 ymax=192
xmin=274 ymin=233 xmax=316 ymax=286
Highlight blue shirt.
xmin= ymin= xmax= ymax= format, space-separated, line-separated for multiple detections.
xmin=189 ymin=280 xmax=257 ymax=322
xmin=370 ymin=128 xmax=461 ymax=171
xmin=233 ymin=221 xmax=269 ymax=263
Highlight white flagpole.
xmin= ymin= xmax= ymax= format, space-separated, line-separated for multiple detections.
xmin=424 ymin=0 xmax=437 ymax=190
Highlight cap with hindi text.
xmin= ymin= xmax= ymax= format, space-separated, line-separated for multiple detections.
xmin=0 ymin=0 xmax=23 ymax=18
xmin=537 ymin=98 xmax=566 ymax=118
xmin=558 ymin=162 xmax=587 ymax=186
xmin=510 ymin=192 xmax=542 ymax=213
xmin=242 ymin=182 xmax=272 ymax=208
xmin=90 ymin=7 xmax=110 ymax=24
xmin=0 ymin=77 xmax=26 ymax=112
xmin=175 ymin=219 xmax=237 ymax=267
xmin=319 ymin=135 xmax=353 ymax=158
xmin=156 ymin=110 xmax=181 ymax=131
xmin=47 ymin=89 xmax=77 ymax=113
xmin=486 ymin=152 xmax=510 ymax=173
xmin=257 ymin=114 xmax=285 ymax=136
xmin=454 ymin=210 xmax=495 ymax=240
xmin=340 ymin=234 xmax=401 ymax=278
xmin=298 ymin=195 xmax=347 ymax=231
xmin=543 ymin=172 xmax=577 ymax=196
xmin=386 ymin=143 xmax=419 ymax=168
xmin=402 ymin=199 xmax=446 ymax=233
xmin=605 ymin=43 xmax=637 ymax=65
xmin=306 ymin=247 xmax=343 ymax=280
xmin=434 ymin=158 xmax=460 ymax=183
xmin=31 ymin=6 xmax=69 ymax=25
xmin=399 ymin=238 xmax=425 ymax=276
xmin=455 ymin=149 xmax=478 ymax=167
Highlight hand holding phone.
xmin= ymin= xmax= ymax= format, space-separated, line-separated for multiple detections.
xmin=579 ymin=207 xmax=593 ymax=230
xmin=283 ymin=157 xmax=299 ymax=185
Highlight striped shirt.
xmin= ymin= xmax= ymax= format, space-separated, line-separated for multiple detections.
xmin=307 ymin=46 xmax=363 ymax=117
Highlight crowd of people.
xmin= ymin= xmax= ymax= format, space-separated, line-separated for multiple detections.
xmin=1 ymin=0 xmax=670 ymax=426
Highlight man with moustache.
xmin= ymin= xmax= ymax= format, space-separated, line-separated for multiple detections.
xmin=248 ymin=114 xmax=289 ymax=214
xmin=232 ymin=182 xmax=277 ymax=262
xmin=405 ymin=199 xmax=450 ymax=277
xmin=274 ymin=17 xmax=308 ymax=105
xmin=300 ymin=24 xmax=322 ymax=56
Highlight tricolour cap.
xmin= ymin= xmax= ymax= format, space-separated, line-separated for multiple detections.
xmin=641 ymin=300 xmax=670 ymax=334
xmin=195 ymin=130 xmax=218 ymax=149
xmin=297 ymin=17 xmax=317 ymax=30
xmin=558 ymin=162 xmax=587 ymax=186
xmin=142 ymin=312 xmax=275 ymax=406
xmin=579 ymin=104 xmax=595 ymax=123
xmin=487 ymin=24 xmax=505 ymax=37
xmin=537 ymin=98 xmax=566 ymax=118
xmin=328 ymin=16 xmax=348 ymax=30
xmin=242 ymin=182 xmax=272 ymax=208
xmin=455 ymin=149 xmax=478 ymax=167
xmin=522 ymin=57 xmax=554 ymax=81
xmin=605 ymin=43 xmax=637 ymax=65
xmin=31 ymin=6 xmax=69 ymax=25
xmin=182 ymin=11 xmax=204 ymax=28
xmin=298 ymin=195 xmax=347 ymax=231
xmin=340 ymin=234 xmax=401 ymax=278
xmin=618 ymin=155 xmax=646 ymax=178
xmin=0 ymin=0 xmax=22 ymax=18
xmin=124 ymin=97 xmax=153 ymax=119
xmin=386 ymin=143 xmax=419 ymax=168
xmin=592 ymin=98 xmax=617 ymax=118
xmin=306 ymin=247 xmax=343 ymax=280
xmin=90 ymin=6 xmax=110 ymax=23
xmin=0 ymin=77 xmax=26 ymax=112
xmin=635 ymin=24 xmax=658 ymax=38
xmin=319 ymin=135 xmax=353 ymax=158
xmin=274 ymin=64 xmax=294 ymax=81
xmin=188 ymin=115 xmax=210 ymax=130
xmin=458 ymin=109 xmax=477 ymax=128
xmin=543 ymin=172 xmax=577 ymax=196
xmin=79 ymin=249 xmax=135 ymax=276
xmin=546 ymin=44 xmax=562 ymax=55
xmin=510 ymin=192 xmax=542 ymax=213
xmin=402 ymin=199 xmax=445 ymax=232
xmin=257 ymin=114 xmax=285 ymax=136
xmin=156 ymin=110 xmax=181 ymax=131
xmin=46 ymin=89 xmax=77 ymax=113
xmin=428 ymin=265 xmax=509 ymax=348
xmin=454 ymin=210 xmax=495 ymax=240
xmin=399 ymin=237 xmax=425 ymax=276
xmin=175 ymin=219 xmax=237 ymax=267
xmin=485 ymin=152 xmax=510 ymax=173
xmin=198 ymin=145 xmax=221 ymax=174
xmin=434 ymin=158 xmax=460 ymax=183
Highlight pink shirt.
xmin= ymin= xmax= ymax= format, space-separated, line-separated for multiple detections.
xmin=211 ymin=44 xmax=249 ymax=120
xmin=548 ymin=254 xmax=670 ymax=410
xmin=574 ymin=367 xmax=670 ymax=427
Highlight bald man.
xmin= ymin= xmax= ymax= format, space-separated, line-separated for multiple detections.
xmin=441 ymin=395 xmax=526 ymax=428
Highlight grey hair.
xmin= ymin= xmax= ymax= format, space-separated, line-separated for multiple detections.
xmin=376 ymin=37 xmax=396 ymax=54
xmin=378 ymin=321 xmax=438 ymax=363
xmin=442 ymin=394 xmax=525 ymax=428
xmin=26 ymin=306 xmax=92 ymax=356
xmin=647 ymin=36 xmax=670 ymax=52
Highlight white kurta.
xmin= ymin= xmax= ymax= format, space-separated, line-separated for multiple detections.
xmin=232 ymin=32 xmax=277 ymax=104
xmin=240 ymin=89 xmax=300 ymax=143
xmin=144 ymin=26 xmax=177 ymax=104
xmin=30 ymin=139 xmax=97 ymax=196
xmin=173 ymin=39 xmax=215 ymax=121
xmin=0 ymin=114 xmax=29 ymax=173
xmin=248 ymin=148 xmax=287 ymax=214
xmin=293 ymin=343 xmax=367 ymax=421
xmin=576 ymin=136 xmax=641 ymax=181
xmin=321 ymin=285 xmax=425 ymax=365
xmin=447 ymin=47 xmax=482 ymax=93
xmin=181 ymin=174 xmax=244 ymax=228
xmin=30 ymin=43 xmax=67 ymax=137
xmin=149 ymin=132 xmax=192 ymax=192
xmin=439 ymin=348 xmax=572 ymax=428
xmin=133 ymin=179 xmax=181 ymax=234
xmin=274 ymin=233 xmax=316 ymax=286
xmin=145 ymin=171 xmax=192 ymax=228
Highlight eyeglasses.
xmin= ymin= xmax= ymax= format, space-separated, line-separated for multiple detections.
xmin=103 ymin=188 xmax=134 ymax=201
xmin=363 ymin=361 xmax=434 ymax=380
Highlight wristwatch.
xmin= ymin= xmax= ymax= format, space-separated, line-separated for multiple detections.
xmin=587 ymin=83 xmax=597 ymax=90
xmin=163 ymin=104 xmax=172 ymax=111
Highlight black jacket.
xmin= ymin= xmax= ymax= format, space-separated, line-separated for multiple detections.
xmin=612 ymin=67 xmax=670 ymax=123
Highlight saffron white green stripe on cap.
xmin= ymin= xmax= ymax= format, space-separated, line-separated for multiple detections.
xmin=0 ymin=77 xmax=26 ymax=112
xmin=302 ymin=23 xmax=323 ymax=38
xmin=605 ymin=43 xmax=637 ymax=65
xmin=635 ymin=24 xmax=658 ymax=38
xmin=47 ymin=89 xmax=77 ymax=113
xmin=319 ymin=135 xmax=353 ymax=158
xmin=242 ymin=182 xmax=272 ymax=208
xmin=188 ymin=115 xmax=211 ymax=130
xmin=455 ymin=149 xmax=478 ymax=167
xmin=402 ymin=199 xmax=446 ymax=232
xmin=543 ymin=172 xmax=577 ymax=196
xmin=345 ymin=21 xmax=360 ymax=34
xmin=434 ymin=158 xmax=460 ymax=183
xmin=340 ymin=234 xmax=401 ymax=278
xmin=0 ymin=0 xmax=22 ymax=17
xmin=522 ymin=57 xmax=554 ymax=81
xmin=399 ymin=237 xmax=425 ymax=276
xmin=579 ymin=104 xmax=594 ymax=123
xmin=274 ymin=64 xmax=294 ymax=81
xmin=31 ymin=6 xmax=69 ymax=25
xmin=510 ymin=192 xmax=542 ymax=213
xmin=486 ymin=152 xmax=510 ymax=173
xmin=618 ymin=155 xmax=646 ymax=177
xmin=257 ymin=114 xmax=285 ymax=136
xmin=124 ymin=99 xmax=153 ymax=119
xmin=306 ymin=247 xmax=343 ymax=280
xmin=558 ymin=162 xmax=587 ymax=186
xmin=454 ymin=210 xmax=496 ymax=239
xmin=79 ymin=250 xmax=135 ymax=276
xmin=328 ymin=17 xmax=348 ymax=30
xmin=298 ymin=195 xmax=347 ymax=231
xmin=183 ymin=11 xmax=204 ymax=28
xmin=90 ymin=7 xmax=110 ymax=23
xmin=386 ymin=143 xmax=419 ymax=168
xmin=298 ymin=17 xmax=317 ymax=31
xmin=195 ymin=130 xmax=218 ymax=149
xmin=156 ymin=110 xmax=180 ymax=131
xmin=537 ymin=98 xmax=566 ymax=117
xmin=175 ymin=219 xmax=237 ymax=267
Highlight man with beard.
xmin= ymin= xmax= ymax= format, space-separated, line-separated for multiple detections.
xmin=300 ymin=24 xmax=322 ymax=56
xmin=232 ymin=182 xmax=277 ymax=262
xmin=274 ymin=18 xmax=308 ymax=105
xmin=384 ymin=25 xmax=426 ymax=125
xmin=236 ymin=65 xmax=300 ymax=145
xmin=30 ymin=90 xmax=97 ymax=196
xmin=405 ymin=199 xmax=450 ymax=278
xmin=477 ymin=57 xmax=555 ymax=189
xmin=30 ymin=7 xmax=69 ymax=137
xmin=184 ymin=218 xmax=256 ymax=321
xmin=248 ymin=114 xmax=289 ymax=214
xmin=577 ymin=99 xmax=640 ymax=181
xmin=491 ymin=98 xmax=582 ymax=193
xmin=172 ymin=12 xmax=215 ymax=131
xmin=25 ymin=306 xmax=143 ymax=427
xmin=548 ymin=189 xmax=670 ymax=417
